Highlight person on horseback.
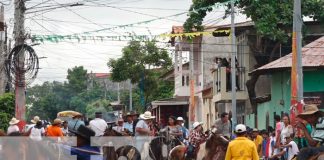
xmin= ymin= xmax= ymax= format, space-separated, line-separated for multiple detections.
xmin=113 ymin=118 xmax=131 ymax=136
xmin=135 ymin=111 xmax=155 ymax=152
xmin=177 ymin=117 xmax=189 ymax=145
xmin=187 ymin=121 xmax=208 ymax=159
xmin=296 ymin=104 xmax=324 ymax=160
xmin=89 ymin=112 xmax=108 ymax=137
xmin=123 ymin=112 xmax=134 ymax=136
xmin=164 ymin=116 xmax=183 ymax=140
xmin=225 ymin=124 xmax=259 ymax=160
xmin=212 ymin=112 xmax=231 ymax=139
xmin=68 ymin=113 xmax=85 ymax=133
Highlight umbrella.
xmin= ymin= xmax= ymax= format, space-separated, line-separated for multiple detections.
xmin=57 ymin=111 xmax=82 ymax=118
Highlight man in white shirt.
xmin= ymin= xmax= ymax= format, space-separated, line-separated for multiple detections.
xmin=271 ymin=134 xmax=299 ymax=160
xmin=7 ymin=118 xmax=20 ymax=134
xmin=113 ymin=118 xmax=127 ymax=135
xmin=135 ymin=111 xmax=155 ymax=152
xmin=89 ymin=112 xmax=108 ymax=136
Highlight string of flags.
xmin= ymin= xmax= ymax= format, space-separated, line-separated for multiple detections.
xmin=31 ymin=29 xmax=231 ymax=43
xmin=31 ymin=0 xmax=237 ymax=43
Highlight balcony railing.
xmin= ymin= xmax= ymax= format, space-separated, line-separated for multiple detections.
xmin=213 ymin=66 xmax=246 ymax=98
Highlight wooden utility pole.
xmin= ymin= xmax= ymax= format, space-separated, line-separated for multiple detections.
xmin=13 ymin=0 xmax=26 ymax=125
xmin=0 ymin=6 xmax=5 ymax=95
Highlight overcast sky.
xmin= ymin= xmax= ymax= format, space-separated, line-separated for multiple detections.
xmin=4 ymin=0 xmax=247 ymax=86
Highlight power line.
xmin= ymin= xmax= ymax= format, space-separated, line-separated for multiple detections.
xmin=84 ymin=1 xmax=185 ymax=23
xmin=82 ymin=5 xmax=188 ymax=11
xmin=31 ymin=16 xmax=172 ymax=30
xmin=50 ymin=0 xmax=124 ymax=36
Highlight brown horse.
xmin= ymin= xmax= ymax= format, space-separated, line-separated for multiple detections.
xmin=197 ymin=130 xmax=229 ymax=160
xmin=169 ymin=129 xmax=229 ymax=160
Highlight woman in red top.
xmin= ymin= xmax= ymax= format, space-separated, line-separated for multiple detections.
xmin=188 ymin=122 xmax=208 ymax=158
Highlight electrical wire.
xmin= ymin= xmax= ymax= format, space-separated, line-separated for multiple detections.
xmin=84 ymin=1 xmax=185 ymax=23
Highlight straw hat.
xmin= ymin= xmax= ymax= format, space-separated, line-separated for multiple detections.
xmin=52 ymin=119 xmax=62 ymax=125
xmin=139 ymin=111 xmax=155 ymax=120
xmin=9 ymin=117 xmax=20 ymax=125
xmin=298 ymin=104 xmax=324 ymax=118
xmin=31 ymin=116 xmax=40 ymax=124
xmin=192 ymin=122 xmax=203 ymax=129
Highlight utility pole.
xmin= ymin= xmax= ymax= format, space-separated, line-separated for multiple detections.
xmin=129 ymin=80 xmax=132 ymax=111
xmin=189 ymin=41 xmax=195 ymax=128
xmin=230 ymin=0 xmax=237 ymax=127
xmin=13 ymin=0 xmax=26 ymax=126
xmin=0 ymin=6 xmax=5 ymax=95
xmin=290 ymin=0 xmax=303 ymax=127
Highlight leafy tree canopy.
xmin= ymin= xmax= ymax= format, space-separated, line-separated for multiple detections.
xmin=108 ymin=40 xmax=173 ymax=108
xmin=184 ymin=0 xmax=324 ymax=42
xmin=67 ymin=66 xmax=88 ymax=94
xmin=0 ymin=93 xmax=15 ymax=130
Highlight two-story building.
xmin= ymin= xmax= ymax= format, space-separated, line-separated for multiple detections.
xmin=152 ymin=21 xmax=323 ymax=129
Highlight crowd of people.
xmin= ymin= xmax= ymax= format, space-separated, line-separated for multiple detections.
xmin=223 ymin=104 xmax=324 ymax=160
xmin=2 ymin=103 xmax=324 ymax=160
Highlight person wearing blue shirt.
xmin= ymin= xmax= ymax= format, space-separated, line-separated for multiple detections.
xmin=68 ymin=114 xmax=85 ymax=133
xmin=177 ymin=117 xmax=189 ymax=144
xmin=123 ymin=112 xmax=134 ymax=135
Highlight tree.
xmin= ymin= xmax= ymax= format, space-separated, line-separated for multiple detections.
xmin=26 ymin=66 xmax=112 ymax=120
xmin=0 ymin=93 xmax=15 ymax=130
xmin=85 ymin=99 xmax=112 ymax=118
xmin=184 ymin=0 xmax=324 ymax=112
xmin=67 ymin=66 xmax=88 ymax=94
xmin=108 ymin=40 xmax=173 ymax=108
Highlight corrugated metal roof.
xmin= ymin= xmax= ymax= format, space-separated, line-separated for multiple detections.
xmin=251 ymin=36 xmax=324 ymax=75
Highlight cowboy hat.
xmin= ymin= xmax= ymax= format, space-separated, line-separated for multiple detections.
xmin=31 ymin=116 xmax=40 ymax=124
xmin=9 ymin=118 xmax=20 ymax=125
xmin=298 ymin=104 xmax=324 ymax=118
xmin=139 ymin=111 xmax=155 ymax=120
xmin=70 ymin=125 xmax=95 ymax=141
xmin=124 ymin=112 xmax=133 ymax=117
xmin=52 ymin=119 xmax=62 ymax=125
xmin=130 ymin=111 xmax=140 ymax=116
xmin=192 ymin=122 xmax=203 ymax=129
